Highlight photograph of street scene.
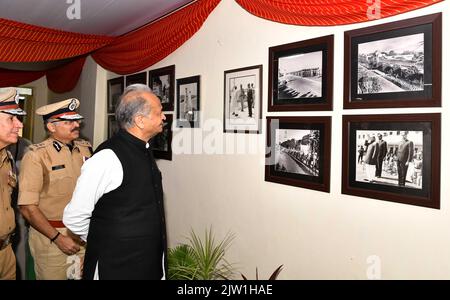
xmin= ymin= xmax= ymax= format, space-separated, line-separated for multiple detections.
xmin=274 ymin=129 xmax=320 ymax=177
xmin=278 ymin=51 xmax=322 ymax=100
xmin=355 ymin=130 xmax=423 ymax=189
xmin=357 ymin=33 xmax=424 ymax=94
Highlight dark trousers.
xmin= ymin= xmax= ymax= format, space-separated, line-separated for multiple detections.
xmin=375 ymin=157 xmax=384 ymax=177
xmin=397 ymin=161 xmax=409 ymax=186
xmin=247 ymin=99 xmax=253 ymax=117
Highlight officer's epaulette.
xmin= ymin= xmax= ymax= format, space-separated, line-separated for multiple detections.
xmin=28 ymin=140 xmax=51 ymax=151
xmin=74 ymin=139 xmax=92 ymax=147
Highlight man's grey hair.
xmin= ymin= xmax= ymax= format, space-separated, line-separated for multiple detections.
xmin=115 ymin=84 xmax=153 ymax=129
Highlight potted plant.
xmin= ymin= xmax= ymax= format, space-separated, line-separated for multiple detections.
xmin=168 ymin=227 xmax=236 ymax=280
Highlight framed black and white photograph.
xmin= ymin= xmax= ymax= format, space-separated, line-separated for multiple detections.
xmin=344 ymin=13 xmax=441 ymax=109
xmin=268 ymin=35 xmax=333 ymax=111
xmin=152 ymin=114 xmax=172 ymax=161
xmin=265 ymin=116 xmax=331 ymax=193
xmin=125 ymin=72 xmax=147 ymax=87
xmin=107 ymin=115 xmax=119 ymax=138
xmin=176 ymin=75 xmax=200 ymax=128
xmin=342 ymin=114 xmax=440 ymax=209
xmin=107 ymin=77 xmax=124 ymax=113
xmin=149 ymin=65 xmax=175 ymax=111
xmin=223 ymin=65 xmax=262 ymax=134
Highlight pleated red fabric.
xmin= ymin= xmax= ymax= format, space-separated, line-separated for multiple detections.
xmin=0 ymin=18 xmax=113 ymax=62
xmin=0 ymin=68 xmax=45 ymax=87
xmin=0 ymin=0 xmax=443 ymax=92
xmin=235 ymin=0 xmax=443 ymax=26
xmin=0 ymin=56 xmax=87 ymax=93
xmin=92 ymin=0 xmax=221 ymax=74
xmin=46 ymin=56 xmax=87 ymax=93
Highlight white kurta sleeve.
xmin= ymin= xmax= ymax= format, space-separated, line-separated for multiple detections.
xmin=63 ymin=149 xmax=123 ymax=241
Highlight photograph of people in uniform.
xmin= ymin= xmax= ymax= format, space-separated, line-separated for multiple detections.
xmin=224 ymin=65 xmax=262 ymax=134
xmin=355 ymin=130 xmax=422 ymax=189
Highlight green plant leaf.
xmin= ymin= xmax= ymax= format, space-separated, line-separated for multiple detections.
xmin=168 ymin=227 xmax=236 ymax=280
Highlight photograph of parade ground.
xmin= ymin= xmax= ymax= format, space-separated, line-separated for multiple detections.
xmin=357 ymin=33 xmax=424 ymax=94
xmin=355 ymin=130 xmax=423 ymax=189
xmin=278 ymin=51 xmax=322 ymax=100
xmin=274 ymin=129 xmax=320 ymax=177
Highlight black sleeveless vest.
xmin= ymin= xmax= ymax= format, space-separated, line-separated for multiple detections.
xmin=83 ymin=129 xmax=167 ymax=280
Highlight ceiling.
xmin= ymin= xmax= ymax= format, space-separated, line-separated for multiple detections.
xmin=0 ymin=0 xmax=194 ymax=36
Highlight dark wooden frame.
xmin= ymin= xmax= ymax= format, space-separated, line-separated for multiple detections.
xmin=342 ymin=113 xmax=441 ymax=209
xmin=268 ymin=35 xmax=333 ymax=111
xmin=107 ymin=115 xmax=119 ymax=138
xmin=107 ymin=77 xmax=124 ymax=113
xmin=265 ymin=116 xmax=331 ymax=193
xmin=176 ymin=75 xmax=200 ymax=128
xmin=223 ymin=64 xmax=262 ymax=134
xmin=344 ymin=13 xmax=442 ymax=109
xmin=125 ymin=72 xmax=147 ymax=87
xmin=152 ymin=114 xmax=173 ymax=161
xmin=149 ymin=65 xmax=175 ymax=111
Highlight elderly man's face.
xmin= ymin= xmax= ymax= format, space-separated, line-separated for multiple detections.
xmin=142 ymin=92 xmax=166 ymax=139
xmin=0 ymin=112 xmax=23 ymax=149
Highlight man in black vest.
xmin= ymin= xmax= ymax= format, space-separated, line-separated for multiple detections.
xmin=63 ymin=84 xmax=167 ymax=279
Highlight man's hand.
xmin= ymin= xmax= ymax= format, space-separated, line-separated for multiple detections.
xmin=54 ymin=234 xmax=81 ymax=256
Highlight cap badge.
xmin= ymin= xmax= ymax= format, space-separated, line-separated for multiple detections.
xmin=14 ymin=93 xmax=20 ymax=104
xmin=68 ymin=99 xmax=77 ymax=111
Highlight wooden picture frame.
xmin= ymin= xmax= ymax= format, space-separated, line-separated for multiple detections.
xmin=152 ymin=114 xmax=172 ymax=161
xmin=107 ymin=77 xmax=124 ymax=113
xmin=125 ymin=72 xmax=147 ymax=87
xmin=342 ymin=113 xmax=441 ymax=209
xmin=265 ymin=116 xmax=331 ymax=193
xmin=223 ymin=65 xmax=262 ymax=134
xmin=176 ymin=75 xmax=200 ymax=128
xmin=107 ymin=115 xmax=119 ymax=138
xmin=268 ymin=35 xmax=333 ymax=111
xmin=149 ymin=65 xmax=175 ymax=111
xmin=344 ymin=13 xmax=442 ymax=109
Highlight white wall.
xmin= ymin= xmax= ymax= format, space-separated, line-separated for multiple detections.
xmin=102 ymin=0 xmax=449 ymax=279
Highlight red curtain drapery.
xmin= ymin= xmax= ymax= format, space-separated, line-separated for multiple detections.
xmin=0 ymin=0 xmax=443 ymax=92
xmin=46 ymin=56 xmax=87 ymax=93
xmin=0 ymin=68 xmax=44 ymax=88
xmin=92 ymin=0 xmax=221 ymax=74
xmin=0 ymin=18 xmax=114 ymax=62
xmin=235 ymin=0 xmax=443 ymax=26
xmin=0 ymin=56 xmax=87 ymax=93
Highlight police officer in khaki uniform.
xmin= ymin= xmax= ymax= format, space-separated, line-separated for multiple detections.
xmin=0 ymin=87 xmax=26 ymax=280
xmin=18 ymin=98 xmax=92 ymax=280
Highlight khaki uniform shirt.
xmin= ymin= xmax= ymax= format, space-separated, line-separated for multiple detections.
xmin=18 ymin=138 xmax=92 ymax=220
xmin=0 ymin=148 xmax=16 ymax=238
